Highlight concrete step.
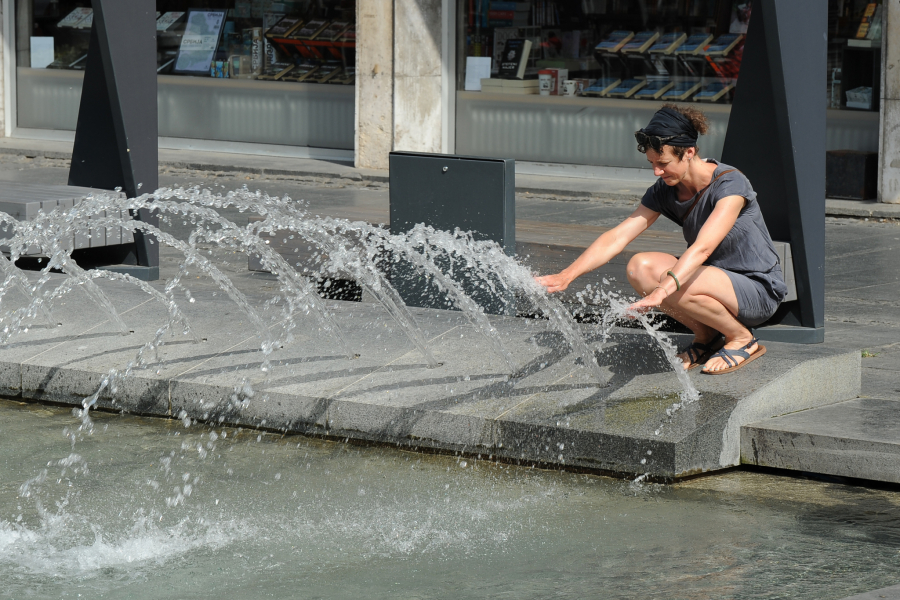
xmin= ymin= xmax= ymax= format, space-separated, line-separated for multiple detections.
xmin=741 ymin=397 xmax=900 ymax=483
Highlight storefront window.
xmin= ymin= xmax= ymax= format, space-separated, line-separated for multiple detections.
xmin=14 ymin=0 xmax=357 ymax=149
xmin=461 ymin=0 xmax=747 ymax=104
xmin=828 ymin=0 xmax=883 ymax=111
xmin=19 ymin=0 xmax=356 ymax=85
xmin=460 ymin=0 xmax=884 ymax=111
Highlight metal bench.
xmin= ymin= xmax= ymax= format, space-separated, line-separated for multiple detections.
xmin=0 ymin=182 xmax=133 ymax=256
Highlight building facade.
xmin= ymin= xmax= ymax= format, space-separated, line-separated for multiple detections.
xmin=0 ymin=0 xmax=897 ymax=202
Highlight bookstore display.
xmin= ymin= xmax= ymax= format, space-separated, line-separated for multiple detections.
xmin=463 ymin=0 xmax=884 ymax=110
xmin=463 ymin=1 xmax=748 ymax=104
xmin=20 ymin=0 xmax=356 ymax=87
xmin=830 ymin=0 xmax=884 ymax=111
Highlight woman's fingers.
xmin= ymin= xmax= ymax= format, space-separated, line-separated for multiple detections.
xmin=534 ymin=274 xmax=568 ymax=293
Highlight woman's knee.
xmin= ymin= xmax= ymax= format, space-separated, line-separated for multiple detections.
xmin=626 ymin=253 xmax=665 ymax=287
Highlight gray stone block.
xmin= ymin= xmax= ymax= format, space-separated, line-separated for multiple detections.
xmin=742 ymin=398 xmax=900 ymax=483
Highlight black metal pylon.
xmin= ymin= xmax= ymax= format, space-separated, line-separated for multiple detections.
xmin=721 ymin=0 xmax=826 ymax=343
xmin=68 ymin=0 xmax=159 ymax=279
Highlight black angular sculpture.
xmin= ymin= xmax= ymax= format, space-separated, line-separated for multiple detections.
xmin=68 ymin=0 xmax=159 ymax=280
xmin=721 ymin=0 xmax=826 ymax=343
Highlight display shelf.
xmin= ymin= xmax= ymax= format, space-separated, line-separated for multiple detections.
xmin=271 ymin=36 xmax=355 ymax=61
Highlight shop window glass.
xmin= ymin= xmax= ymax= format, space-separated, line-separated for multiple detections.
xmin=828 ymin=0 xmax=883 ymax=111
xmin=17 ymin=0 xmax=356 ymax=85
xmin=460 ymin=0 xmax=883 ymax=111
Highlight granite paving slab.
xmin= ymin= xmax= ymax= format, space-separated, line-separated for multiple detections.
xmin=0 ymin=275 xmax=861 ymax=479
xmin=741 ymin=398 xmax=900 ymax=483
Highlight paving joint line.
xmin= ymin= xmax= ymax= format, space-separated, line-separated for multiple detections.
xmin=493 ymin=367 xmax=583 ymax=421
xmin=325 ymin=325 xmax=463 ymax=400
xmin=21 ymin=297 xmax=154 ymax=364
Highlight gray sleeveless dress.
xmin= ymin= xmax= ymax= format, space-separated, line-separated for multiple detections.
xmin=640 ymin=159 xmax=787 ymax=327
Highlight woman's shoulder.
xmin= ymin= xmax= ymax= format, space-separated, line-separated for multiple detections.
xmin=709 ymin=160 xmax=754 ymax=195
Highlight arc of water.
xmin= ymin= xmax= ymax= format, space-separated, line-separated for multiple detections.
xmin=602 ymin=291 xmax=700 ymax=404
xmin=0 ymin=252 xmax=56 ymax=327
xmin=373 ymin=225 xmax=519 ymax=372
xmin=0 ymin=213 xmax=58 ymax=327
xmin=48 ymin=269 xmax=201 ymax=345
xmin=140 ymin=198 xmax=355 ymax=361
xmin=249 ymin=216 xmax=439 ymax=368
xmin=401 ymin=225 xmax=610 ymax=385
xmin=0 ymin=215 xmax=130 ymax=342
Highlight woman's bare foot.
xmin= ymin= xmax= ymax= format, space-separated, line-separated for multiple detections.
xmin=701 ymin=333 xmax=758 ymax=373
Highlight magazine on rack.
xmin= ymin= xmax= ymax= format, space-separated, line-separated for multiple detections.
xmin=594 ymin=30 xmax=634 ymax=53
xmin=621 ymin=31 xmax=660 ymax=54
xmin=648 ymin=32 xmax=687 ymax=55
xmin=674 ymin=33 xmax=713 ymax=55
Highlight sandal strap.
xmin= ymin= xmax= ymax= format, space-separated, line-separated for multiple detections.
xmin=709 ymin=347 xmax=751 ymax=367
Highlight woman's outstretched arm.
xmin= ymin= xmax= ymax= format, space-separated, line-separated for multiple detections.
xmin=535 ymin=204 xmax=660 ymax=293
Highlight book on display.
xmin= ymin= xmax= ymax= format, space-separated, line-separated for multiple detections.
xmin=702 ymin=33 xmax=743 ymax=56
xmin=648 ymin=32 xmax=687 ymax=55
xmin=282 ymin=62 xmax=320 ymax=82
xmin=313 ymin=62 xmax=343 ymax=83
xmin=74 ymin=11 xmax=93 ymax=28
xmin=497 ymin=38 xmax=533 ymax=79
xmin=694 ymin=80 xmax=734 ymax=102
xmin=156 ymin=11 xmax=185 ymax=31
xmin=621 ymin=31 xmax=660 ymax=53
xmin=594 ymin=30 xmax=634 ymax=53
xmin=57 ymin=7 xmax=92 ymax=28
xmin=480 ymin=78 xmax=539 ymax=94
xmin=291 ymin=19 xmax=329 ymax=40
xmin=173 ymin=10 xmax=227 ymax=75
xmin=661 ymin=79 xmax=702 ymax=101
xmin=257 ymin=63 xmax=295 ymax=80
xmin=855 ymin=3 xmax=878 ymax=38
xmin=674 ymin=33 xmax=713 ymax=55
xmin=319 ymin=21 xmax=351 ymax=41
xmin=580 ymin=77 xmax=621 ymax=97
xmin=605 ymin=78 xmax=647 ymax=98
xmin=633 ymin=79 xmax=674 ymax=99
xmin=266 ymin=16 xmax=304 ymax=38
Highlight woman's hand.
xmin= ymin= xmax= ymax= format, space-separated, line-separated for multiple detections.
xmin=535 ymin=272 xmax=572 ymax=293
xmin=626 ymin=287 xmax=668 ymax=316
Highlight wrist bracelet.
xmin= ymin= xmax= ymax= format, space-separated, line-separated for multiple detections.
xmin=653 ymin=286 xmax=669 ymax=298
xmin=666 ymin=270 xmax=681 ymax=291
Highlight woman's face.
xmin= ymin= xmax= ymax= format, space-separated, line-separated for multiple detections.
xmin=645 ymin=146 xmax=691 ymax=186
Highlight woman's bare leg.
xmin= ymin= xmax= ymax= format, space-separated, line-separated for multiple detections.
xmin=626 ymin=252 xmax=759 ymax=371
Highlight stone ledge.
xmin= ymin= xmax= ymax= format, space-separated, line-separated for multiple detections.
xmin=741 ymin=398 xmax=900 ymax=483
xmin=0 ymin=276 xmax=861 ymax=479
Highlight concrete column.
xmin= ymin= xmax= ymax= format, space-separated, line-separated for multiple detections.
xmin=355 ymin=0 xmax=394 ymax=170
xmin=879 ymin=1 xmax=900 ymax=203
xmin=392 ymin=0 xmax=443 ymax=153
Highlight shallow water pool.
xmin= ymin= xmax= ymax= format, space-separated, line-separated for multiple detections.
xmin=1 ymin=398 xmax=897 ymax=600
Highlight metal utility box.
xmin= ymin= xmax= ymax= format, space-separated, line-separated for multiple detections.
xmin=826 ymin=150 xmax=878 ymax=200
xmin=388 ymin=151 xmax=516 ymax=315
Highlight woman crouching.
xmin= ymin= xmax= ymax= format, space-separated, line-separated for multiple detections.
xmin=536 ymin=104 xmax=787 ymax=374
